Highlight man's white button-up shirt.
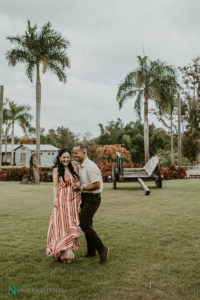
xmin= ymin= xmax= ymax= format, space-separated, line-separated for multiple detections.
xmin=79 ymin=157 xmax=103 ymax=194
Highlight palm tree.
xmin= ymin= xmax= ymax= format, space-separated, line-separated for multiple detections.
xmin=5 ymin=100 xmax=33 ymax=165
xmin=117 ymin=56 xmax=179 ymax=162
xmin=0 ymin=85 xmax=3 ymax=169
xmin=6 ymin=20 xmax=70 ymax=168
xmin=2 ymin=104 xmax=12 ymax=163
xmin=2 ymin=128 xmax=11 ymax=163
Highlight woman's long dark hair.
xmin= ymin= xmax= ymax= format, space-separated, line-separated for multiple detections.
xmin=54 ymin=148 xmax=79 ymax=182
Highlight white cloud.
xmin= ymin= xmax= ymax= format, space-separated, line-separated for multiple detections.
xmin=1 ymin=0 xmax=200 ymax=138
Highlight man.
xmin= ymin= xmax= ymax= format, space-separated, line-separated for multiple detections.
xmin=73 ymin=143 xmax=109 ymax=264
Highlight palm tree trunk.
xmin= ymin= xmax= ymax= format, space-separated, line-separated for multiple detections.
xmin=11 ymin=121 xmax=14 ymax=165
xmin=178 ymin=94 xmax=181 ymax=168
xmin=144 ymin=93 xmax=149 ymax=163
xmin=36 ymin=63 xmax=41 ymax=168
xmin=0 ymin=85 xmax=3 ymax=169
xmin=5 ymin=129 xmax=8 ymax=162
xmin=170 ymin=110 xmax=174 ymax=164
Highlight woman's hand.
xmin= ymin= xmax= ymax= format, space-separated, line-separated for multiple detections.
xmin=53 ymin=199 xmax=58 ymax=208
xmin=73 ymin=181 xmax=81 ymax=191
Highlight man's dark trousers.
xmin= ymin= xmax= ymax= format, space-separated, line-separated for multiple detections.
xmin=80 ymin=193 xmax=104 ymax=255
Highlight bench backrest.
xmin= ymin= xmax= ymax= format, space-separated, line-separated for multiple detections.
xmin=144 ymin=155 xmax=160 ymax=176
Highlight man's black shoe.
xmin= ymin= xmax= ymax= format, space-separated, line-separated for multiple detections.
xmin=84 ymin=253 xmax=96 ymax=258
xmin=99 ymin=247 xmax=109 ymax=264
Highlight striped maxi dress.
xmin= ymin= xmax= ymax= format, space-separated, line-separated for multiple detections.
xmin=46 ymin=173 xmax=82 ymax=260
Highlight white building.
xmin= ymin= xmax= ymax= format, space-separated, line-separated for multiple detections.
xmin=1 ymin=144 xmax=59 ymax=166
xmin=1 ymin=144 xmax=19 ymax=164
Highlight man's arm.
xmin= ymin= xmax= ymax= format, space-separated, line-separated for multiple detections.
xmin=74 ymin=181 xmax=100 ymax=192
xmin=82 ymin=181 xmax=100 ymax=192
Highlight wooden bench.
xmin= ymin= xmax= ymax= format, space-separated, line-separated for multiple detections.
xmin=112 ymin=152 xmax=162 ymax=195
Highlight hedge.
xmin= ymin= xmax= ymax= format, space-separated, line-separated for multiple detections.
xmin=0 ymin=166 xmax=52 ymax=182
xmin=0 ymin=163 xmax=187 ymax=182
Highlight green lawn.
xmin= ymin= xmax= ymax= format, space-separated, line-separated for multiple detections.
xmin=0 ymin=180 xmax=200 ymax=300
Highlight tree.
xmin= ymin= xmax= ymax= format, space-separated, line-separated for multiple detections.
xmin=0 ymin=86 xmax=3 ymax=169
xmin=96 ymin=118 xmax=125 ymax=145
xmin=117 ymin=55 xmax=179 ymax=162
xmin=95 ymin=119 xmax=170 ymax=164
xmin=151 ymin=93 xmax=178 ymax=164
xmin=2 ymin=103 xmax=11 ymax=162
xmin=6 ymin=20 xmax=70 ymax=170
xmin=40 ymin=126 xmax=78 ymax=151
xmin=180 ymin=57 xmax=200 ymax=131
xmin=180 ymin=57 xmax=200 ymax=164
xmin=82 ymin=140 xmax=100 ymax=163
xmin=5 ymin=100 xmax=33 ymax=165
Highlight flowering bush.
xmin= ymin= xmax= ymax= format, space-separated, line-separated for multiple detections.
xmin=98 ymin=161 xmax=143 ymax=182
xmin=0 ymin=167 xmax=29 ymax=181
xmin=160 ymin=164 xmax=187 ymax=180
xmin=0 ymin=170 xmax=7 ymax=181
xmin=178 ymin=167 xmax=187 ymax=179
xmin=98 ymin=162 xmax=113 ymax=182
xmin=96 ymin=144 xmax=131 ymax=162
xmin=2 ymin=162 xmax=11 ymax=166
xmin=39 ymin=169 xmax=52 ymax=182
xmin=20 ymin=137 xmax=34 ymax=144
xmin=0 ymin=166 xmax=52 ymax=182
xmin=0 ymin=163 xmax=187 ymax=182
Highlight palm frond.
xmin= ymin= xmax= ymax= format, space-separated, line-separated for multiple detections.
xmin=47 ymin=50 xmax=70 ymax=69
xmin=26 ymin=62 xmax=35 ymax=82
xmin=48 ymin=61 xmax=67 ymax=82
xmin=117 ymin=90 xmax=138 ymax=109
xmin=6 ymin=49 xmax=31 ymax=66
xmin=6 ymin=20 xmax=70 ymax=83
xmin=117 ymin=70 xmax=143 ymax=110
xmin=134 ymin=90 xmax=143 ymax=117
xmin=7 ymin=35 xmax=24 ymax=46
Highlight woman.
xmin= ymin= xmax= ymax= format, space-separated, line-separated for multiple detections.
xmin=46 ymin=148 xmax=82 ymax=263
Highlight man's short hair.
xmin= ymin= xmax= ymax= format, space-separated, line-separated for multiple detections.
xmin=74 ymin=143 xmax=87 ymax=153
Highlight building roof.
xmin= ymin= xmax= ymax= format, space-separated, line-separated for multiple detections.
xmin=16 ymin=144 xmax=59 ymax=151
xmin=2 ymin=144 xmax=59 ymax=152
xmin=1 ymin=144 xmax=20 ymax=153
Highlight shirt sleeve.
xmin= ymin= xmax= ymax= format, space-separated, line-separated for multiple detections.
xmin=87 ymin=163 xmax=101 ymax=184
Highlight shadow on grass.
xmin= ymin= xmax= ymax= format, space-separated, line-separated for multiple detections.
xmin=110 ymin=184 xmax=159 ymax=192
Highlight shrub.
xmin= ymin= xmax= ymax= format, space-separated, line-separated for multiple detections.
xmin=2 ymin=162 xmax=11 ymax=166
xmin=98 ymin=162 xmax=113 ymax=182
xmin=0 ymin=170 xmax=7 ymax=181
xmin=0 ymin=167 xmax=29 ymax=181
xmin=0 ymin=166 xmax=52 ymax=182
xmin=160 ymin=164 xmax=187 ymax=180
xmin=96 ymin=145 xmax=131 ymax=162
xmin=39 ymin=168 xmax=52 ymax=182
xmin=178 ymin=167 xmax=187 ymax=179
xmin=98 ymin=161 xmax=143 ymax=182
xmin=0 ymin=163 xmax=187 ymax=182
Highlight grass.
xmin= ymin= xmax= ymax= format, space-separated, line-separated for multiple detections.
xmin=0 ymin=180 xmax=200 ymax=299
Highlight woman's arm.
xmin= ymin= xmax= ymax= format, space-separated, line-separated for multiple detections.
xmin=53 ymin=168 xmax=59 ymax=207
xmin=71 ymin=161 xmax=81 ymax=191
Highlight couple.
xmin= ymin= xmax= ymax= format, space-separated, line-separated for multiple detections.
xmin=46 ymin=143 xmax=109 ymax=264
